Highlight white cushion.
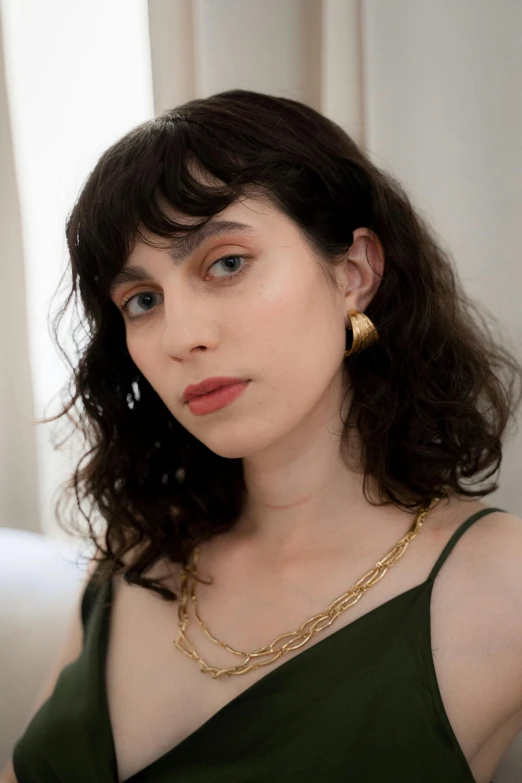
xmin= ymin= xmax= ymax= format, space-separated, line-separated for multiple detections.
xmin=0 ymin=528 xmax=87 ymax=768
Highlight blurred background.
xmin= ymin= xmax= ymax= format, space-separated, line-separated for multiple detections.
xmin=1 ymin=0 xmax=521 ymax=771
xmin=2 ymin=0 xmax=522 ymax=543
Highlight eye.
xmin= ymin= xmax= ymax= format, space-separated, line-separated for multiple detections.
xmin=207 ymin=254 xmax=247 ymax=279
xmin=120 ymin=291 xmax=162 ymax=320
xmin=118 ymin=254 xmax=251 ymax=321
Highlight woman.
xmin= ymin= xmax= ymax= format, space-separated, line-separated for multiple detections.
xmin=7 ymin=89 xmax=522 ymax=783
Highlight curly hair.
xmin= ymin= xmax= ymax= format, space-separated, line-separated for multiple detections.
xmin=42 ymin=88 xmax=522 ymax=601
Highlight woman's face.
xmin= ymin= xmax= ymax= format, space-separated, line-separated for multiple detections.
xmin=110 ymin=196 xmax=382 ymax=459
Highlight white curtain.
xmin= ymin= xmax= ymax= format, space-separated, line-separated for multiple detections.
xmin=0 ymin=0 xmax=154 ymax=539
xmin=0 ymin=8 xmax=40 ymax=535
xmin=1 ymin=0 xmax=521 ymax=542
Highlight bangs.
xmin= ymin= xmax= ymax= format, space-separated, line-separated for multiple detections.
xmin=68 ymin=115 xmax=271 ymax=300
xmin=67 ymin=90 xmax=369 ymax=309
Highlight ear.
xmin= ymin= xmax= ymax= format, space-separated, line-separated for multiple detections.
xmin=339 ymin=227 xmax=384 ymax=312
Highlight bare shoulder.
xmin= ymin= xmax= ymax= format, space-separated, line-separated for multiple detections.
xmin=443 ymin=501 xmax=522 ymax=633
xmin=424 ymin=498 xmax=522 ymax=766
xmin=457 ymin=505 xmax=522 ymax=714
xmin=464 ymin=507 xmax=522 ymax=613
xmin=474 ymin=509 xmax=522 ymax=728
xmin=429 ymin=495 xmax=521 ymax=577
xmin=427 ymin=497 xmax=522 ymax=664
xmin=481 ymin=510 xmax=522 ymax=629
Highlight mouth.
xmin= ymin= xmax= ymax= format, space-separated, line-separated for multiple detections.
xmin=185 ymin=380 xmax=250 ymax=416
xmin=183 ymin=376 xmax=250 ymax=402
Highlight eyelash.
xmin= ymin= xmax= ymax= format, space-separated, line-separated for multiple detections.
xmin=118 ymin=254 xmax=251 ymax=322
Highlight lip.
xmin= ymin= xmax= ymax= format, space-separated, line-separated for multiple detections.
xmin=187 ymin=381 xmax=249 ymax=415
xmin=183 ymin=376 xmax=249 ymax=402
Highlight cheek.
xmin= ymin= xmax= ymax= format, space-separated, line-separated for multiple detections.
xmin=257 ymin=261 xmax=338 ymax=348
xmin=126 ymin=334 xmax=162 ymax=386
xmin=251 ymin=275 xmax=344 ymax=392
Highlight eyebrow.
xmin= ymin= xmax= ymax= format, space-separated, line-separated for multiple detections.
xmin=109 ymin=219 xmax=258 ymax=296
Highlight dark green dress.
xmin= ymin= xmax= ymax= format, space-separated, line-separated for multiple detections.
xmin=12 ymin=507 xmax=505 ymax=782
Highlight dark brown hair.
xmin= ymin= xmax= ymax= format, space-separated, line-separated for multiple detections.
xmin=43 ymin=89 xmax=522 ymax=601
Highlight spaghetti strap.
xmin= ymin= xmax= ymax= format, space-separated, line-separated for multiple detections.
xmin=427 ymin=506 xmax=506 ymax=583
xmin=80 ymin=560 xmax=106 ymax=632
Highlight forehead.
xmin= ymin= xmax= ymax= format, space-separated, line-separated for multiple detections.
xmin=132 ymin=195 xmax=288 ymax=255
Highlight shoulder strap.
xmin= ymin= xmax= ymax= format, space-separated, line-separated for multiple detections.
xmin=80 ymin=561 xmax=105 ymax=632
xmin=427 ymin=507 xmax=506 ymax=583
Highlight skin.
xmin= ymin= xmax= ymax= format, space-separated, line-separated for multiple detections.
xmin=109 ymin=194 xmax=406 ymax=563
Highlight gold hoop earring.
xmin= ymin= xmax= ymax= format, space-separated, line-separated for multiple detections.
xmin=344 ymin=309 xmax=379 ymax=358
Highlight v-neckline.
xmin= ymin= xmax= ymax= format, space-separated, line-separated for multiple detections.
xmin=95 ymin=574 xmax=430 ymax=783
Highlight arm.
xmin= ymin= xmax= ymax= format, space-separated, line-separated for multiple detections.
xmin=0 ymin=761 xmax=17 ymax=783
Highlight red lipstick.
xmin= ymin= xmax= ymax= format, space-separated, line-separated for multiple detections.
xmin=183 ymin=376 xmax=248 ymax=401
xmin=183 ymin=377 xmax=250 ymax=415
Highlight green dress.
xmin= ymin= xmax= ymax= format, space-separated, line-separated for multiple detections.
xmin=12 ymin=507 xmax=504 ymax=782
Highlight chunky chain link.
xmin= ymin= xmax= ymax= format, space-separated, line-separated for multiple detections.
xmin=173 ymin=496 xmax=442 ymax=678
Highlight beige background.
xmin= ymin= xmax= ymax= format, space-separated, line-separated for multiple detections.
xmin=1 ymin=0 xmax=521 ymax=540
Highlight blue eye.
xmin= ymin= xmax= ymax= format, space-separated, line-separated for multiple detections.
xmin=118 ymin=254 xmax=251 ymax=321
xmin=209 ymin=254 xmax=245 ymax=278
xmin=121 ymin=291 xmax=161 ymax=320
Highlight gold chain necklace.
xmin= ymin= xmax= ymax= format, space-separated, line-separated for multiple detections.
xmin=173 ymin=496 xmax=442 ymax=678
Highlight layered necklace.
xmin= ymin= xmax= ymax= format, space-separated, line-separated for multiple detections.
xmin=173 ymin=496 xmax=442 ymax=678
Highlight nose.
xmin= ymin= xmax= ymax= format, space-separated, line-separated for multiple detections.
xmin=160 ymin=286 xmax=216 ymax=360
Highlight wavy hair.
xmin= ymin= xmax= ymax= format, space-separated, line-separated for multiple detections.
xmin=42 ymin=88 xmax=522 ymax=600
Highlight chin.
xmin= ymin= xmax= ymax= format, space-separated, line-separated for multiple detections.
xmin=193 ymin=424 xmax=276 ymax=461
xmin=197 ymin=437 xmax=256 ymax=461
